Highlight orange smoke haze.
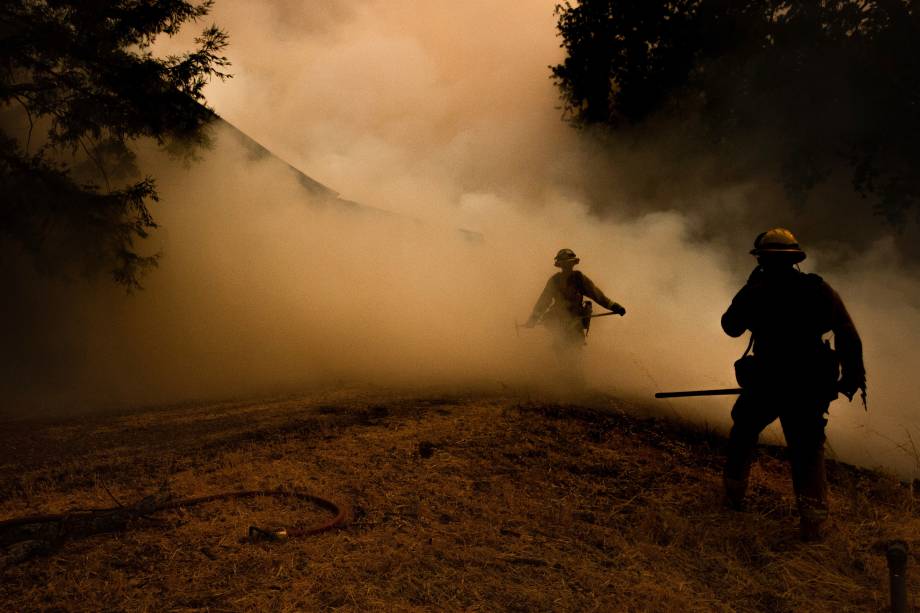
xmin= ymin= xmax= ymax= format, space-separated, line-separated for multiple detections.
xmin=2 ymin=1 xmax=919 ymax=478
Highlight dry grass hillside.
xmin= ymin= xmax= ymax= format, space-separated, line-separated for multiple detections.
xmin=0 ymin=389 xmax=917 ymax=612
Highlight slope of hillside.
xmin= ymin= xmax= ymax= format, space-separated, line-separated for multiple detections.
xmin=0 ymin=389 xmax=917 ymax=611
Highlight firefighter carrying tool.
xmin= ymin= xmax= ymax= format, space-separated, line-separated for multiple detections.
xmin=523 ymin=248 xmax=625 ymax=349
xmin=656 ymin=228 xmax=867 ymax=542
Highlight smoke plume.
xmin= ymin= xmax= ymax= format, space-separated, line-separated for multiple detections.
xmin=2 ymin=0 xmax=918 ymax=478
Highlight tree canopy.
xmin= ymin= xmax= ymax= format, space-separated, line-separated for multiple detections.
xmin=553 ymin=0 xmax=920 ymax=226
xmin=1 ymin=0 xmax=229 ymax=289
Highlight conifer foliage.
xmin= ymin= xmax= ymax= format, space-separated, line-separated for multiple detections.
xmin=553 ymin=1 xmax=920 ymax=225
xmin=1 ymin=0 xmax=230 ymax=288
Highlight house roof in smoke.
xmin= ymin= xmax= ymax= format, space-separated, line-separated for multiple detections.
xmin=213 ymin=116 xmax=378 ymax=215
xmin=211 ymin=115 xmax=483 ymax=242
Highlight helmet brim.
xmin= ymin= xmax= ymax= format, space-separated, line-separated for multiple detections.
xmin=554 ymin=257 xmax=580 ymax=267
xmin=751 ymin=248 xmax=806 ymax=263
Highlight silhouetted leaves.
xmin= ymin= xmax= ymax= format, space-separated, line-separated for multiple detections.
xmin=553 ymin=1 xmax=920 ymax=226
xmin=1 ymin=0 xmax=230 ymax=289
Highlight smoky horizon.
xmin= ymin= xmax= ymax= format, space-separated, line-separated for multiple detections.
xmin=1 ymin=0 xmax=918 ymax=479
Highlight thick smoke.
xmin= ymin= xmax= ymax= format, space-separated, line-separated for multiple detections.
xmin=2 ymin=0 xmax=919 ymax=478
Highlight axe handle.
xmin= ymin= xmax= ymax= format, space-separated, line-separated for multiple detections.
xmin=655 ymin=388 xmax=743 ymax=398
xmin=518 ymin=310 xmax=620 ymax=332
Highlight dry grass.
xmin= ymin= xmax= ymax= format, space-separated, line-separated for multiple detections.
xmin=0 ymin=389 xmax=917 ymax=612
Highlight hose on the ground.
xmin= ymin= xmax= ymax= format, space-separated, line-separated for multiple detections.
xmin=0 ymin=487 xmax=347 ymax=553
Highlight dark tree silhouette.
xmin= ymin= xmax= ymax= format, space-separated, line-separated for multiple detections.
xmin=1 ymin=0 xmax=230 ymax=289
xmin=553 ymin=1 xmax=920 ymax=226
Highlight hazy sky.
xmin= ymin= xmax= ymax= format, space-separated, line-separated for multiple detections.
xmin=193 ymin=0 xmax=575 ymax=218
xmin=209 ymin=2 xmax=920 ymax=474
xmin=150 ymin=1 xmax=920 ymax=475
xmin=3 ymin=1 xmax=918 ymax=478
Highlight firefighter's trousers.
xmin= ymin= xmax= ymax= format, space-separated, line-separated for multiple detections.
xmin=723 ymin=391 xmax=830 ymax=525
xmin=548 ymin=318 xmax=587 ymax=389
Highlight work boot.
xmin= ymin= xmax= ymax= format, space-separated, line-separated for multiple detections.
xmin=724 ymin=494 xmax=746 ymax=512
xmin=797 ymin=496 xmax=828 ymax=543
xmin=799 ymin=518 xmax=825 ymax=542
xmin=723 ymin=476 xmax=747 ymax=512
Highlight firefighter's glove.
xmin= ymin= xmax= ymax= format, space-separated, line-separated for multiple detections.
xmin=745 ymin=266 xmax=769 ymax=293
xmin=610 ymin=303 xmax=626 ymax=316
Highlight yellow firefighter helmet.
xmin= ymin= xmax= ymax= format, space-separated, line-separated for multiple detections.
xmin=750 ymin=227 xmax=806 ymax=262
xmin=554 ymin=248 xmax=580 ymax=267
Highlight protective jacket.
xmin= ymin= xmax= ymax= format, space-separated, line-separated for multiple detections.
xmin=721 ymin=267 xmax=865 ymax=397
xmin=529 ymin=270 xmax=620 ymax=325
xmin=721 ymin=265 xmax=866 ymax=538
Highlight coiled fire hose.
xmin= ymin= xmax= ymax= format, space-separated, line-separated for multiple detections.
xmin=0 ymin=488 xmax=347 ymax=557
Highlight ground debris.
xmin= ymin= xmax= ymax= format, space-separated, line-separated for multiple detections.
xmin=0 ymin=539 xmax=52 ymax=569
xmin=0 ymin=390 xmax=914 ymax=612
